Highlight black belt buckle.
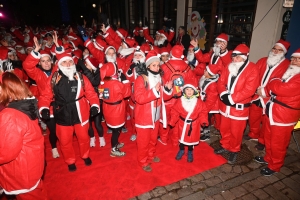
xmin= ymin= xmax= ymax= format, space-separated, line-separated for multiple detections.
xmin=270 ymin=96 xmax=275 ymax=102
xmin=236 ymin=103 xmax=244 ymax=110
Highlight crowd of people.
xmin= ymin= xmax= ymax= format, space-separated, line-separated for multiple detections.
xmin=0 ymin=20 xmax=300 ymax=198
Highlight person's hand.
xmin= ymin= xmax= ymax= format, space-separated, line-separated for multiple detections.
xmin=83 ymin=48 xmax=89 ymax=57
xmin=41 ymin=109 xmax=50 ymax=120
xmin=220 ymin=41 xmax=227 ymax=52
xmin=257 ymin=88 xmax=263 ymax=97
xmin=190 ymin=39 xmax=198 ymax=48
xmin=52 ymin=31 xmax=59 ymax=47
xmin=100 ymin=24 xmax=106 ymax=34
xmin=90 ymin=106 xmax=99 ymax=117
xmin=155 ymin=82 xmax=161 ymax=92
xmin=165 ymin=81 xmax=173 ymax=90
xmin=33 ymin=37 xmax=42 ymax=52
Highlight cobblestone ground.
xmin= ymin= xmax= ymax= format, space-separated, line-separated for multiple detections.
xmin=131 ymin=127 xmax=300 ymax=200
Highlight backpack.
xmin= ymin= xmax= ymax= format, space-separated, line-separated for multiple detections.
xmin=164 ymin=62 xmax=190 ymax=87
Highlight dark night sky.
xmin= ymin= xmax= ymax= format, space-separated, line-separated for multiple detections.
xmin=0 ymin=0 xmax=99 ymax=27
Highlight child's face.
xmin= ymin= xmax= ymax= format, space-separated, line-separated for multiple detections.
xmin=184 ymin=88 xmax=194 ymax=98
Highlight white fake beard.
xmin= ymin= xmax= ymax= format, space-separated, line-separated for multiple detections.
xmin=106 ymin=54 xmax=117 ymax=62
xmin=59 ymin=64 xmax=76 ymax=80
xmin=228 ymin=61 xmax=244 ymax=76
xmin=213 ymin=43 xmax=221 ymax=56
xmin=132 ymin=57 xmax=145 ymax=64
xmin=199 ymin=75 xmax=206 ymax=88
xmin=187 ymin=52 xmax=195 ymax=62
xmin=18 ymin=48 xmax=26 ymax=54
xmin=181 ymin=96 xmax=197 ymax=113
xmin=119 ymin=47 xmax=135 ymax=57
xmin=154 ymin=40 xmax=159 ymax=46
xmin=267 ymin=51 xmax=284 ymax=67
xmin=282 ymin=65 xmax=300 ymax=80
xmin=157 ymin=38 xmax=166 ymax=46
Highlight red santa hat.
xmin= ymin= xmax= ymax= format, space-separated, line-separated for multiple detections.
xmin=134 ymin=46 xmax=145 ymax=57
xmin=25 ymin=41 xmax=34 ymax=51
xmin=160 ymin=31 xmax=168 ymax=40
xmin=191 ymin=13 xmax=197 ymax=21
xmin=171 ymin=45 xmax=184 ymax=59
xmin=0 ymin=46 xmax=8 ymax=61
xmin=7 ymin=47 xmax=16 ymax=56
xmin=232 ymin=44 xmax=249 ymax=60
xmin=100 ymin=62 xmax=117 ymax=80
xmin=206 ymin=64 xmax=219 ymax=76
xmin=160 ymin=47 xmax=169 ymax=55
xmin=291 ymin=48 xmax=300 ymax=58
xmin=181 ymin=78 xmax=198 ymax=94
xmin=274 ymin=39 xmax=290 ymax=53
xmin=141 ymin=43 xmax=151 ymax=55
xmin=14 ymin=41 xmax=24 ymax=49
xmin=85 ymin=57 xmax=100 ymax=71
xmin=95 ymin=36 xmax=107 ymax=51
xmin=72 ymin=49 xmax=83 ymax=59
xmin=69 ymin=39 xmax=80 ymax=50
xmin=216 ymin=33 xmax=229 ymax=43
xmin=104 ymin=46 xmax=116 ymax=55
xmin=123 ymin=38 xmax=136 ymax=48
xmin=56 ymin=52 xmax=73 ymax=66
xmin=116 ymin=28 xmax=128 ymax=39
xmin=40 ymin=50 xmax=51 ymax=58
xmin=145 ymin=50 xmax=160 ymax=68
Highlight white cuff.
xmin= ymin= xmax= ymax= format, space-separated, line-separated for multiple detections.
xmin=228 ymin=95 xmax=235 ymax=105
xmin=219 ymin=91 xmax=228 ymax=99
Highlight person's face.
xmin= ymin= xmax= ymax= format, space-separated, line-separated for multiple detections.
xmin=232 ymin=55 xmax=244 ymax=63
xmin=60 ymin=58 xmax=74 ymax=67
xmin=178 ymin=28 xmax=184 ymax=35
xmin=8 ymin=54 xmax=15 ymax=60
xmin=185 ymin=88 xmax=194 ymax=98
xmin=188 ymin=48 xmax=194 ymax=54
xmin=291 ymin=56 xmax=300 ymax=67
xmin=161 ymin=54 xmax=169 ymax=62
xmin=204 ymin=70 xmax=212 ymax=78
xmin=26 ymin=48 xmax=33 ymax=54
xmin=39 ymin=56 xmax=52 ymax=70
xmin=139 ymin=31 xmax=144 ymax=37
xmin=155 ymin=34 xmax=160 ymax=40
xmin=106 ymin=49 xmax=116 ymax=57
xmin=134 ymin=53 xmax=143 ymax=61
xmin=271 ymin=45 xmax=284 ymax=55
xmin=148 ymin=61 xmax=160 ymax=72
xmin=47 ymin=36 xmax=53 ymax=43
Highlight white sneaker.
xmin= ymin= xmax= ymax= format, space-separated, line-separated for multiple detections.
xmin=52 ymin=148 xmax=60 ymax=158
xmin=90 ymin=137 xmax=96 ymax=147
xmin=99 ymin=137 xmax=106 ymax=147
xmin=130 ymin=134 xmax=137 ymax=141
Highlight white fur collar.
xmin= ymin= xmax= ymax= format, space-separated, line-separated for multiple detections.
xmin=181 ymin=96 xmax=197 ymax=113
xmin=148 ymin=71 xmax=161 ymax=89
xmin=282 ymin=65 xmax=300 ymax=80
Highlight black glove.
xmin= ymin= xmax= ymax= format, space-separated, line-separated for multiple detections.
xmin=90 ymin=106 xmax=99 ymax=117
xmin=135 ymin=62 xmax=147 ymax=76
xmin=221 ymin=94 xmax=233 ymax=106
xmin=127 ymin=63 xmax=136 ymax=76
xmin=41 ymin=109 xmax=50 ymax=120
xmin=77 ymin=59 xmax=88 ymax=72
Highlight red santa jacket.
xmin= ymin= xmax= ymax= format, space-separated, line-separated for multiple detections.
xmin=169 ymin=96 xmax=208 ymax=145
xmin=217 ymin=61 xmax=259 ymax=120
xmin=134 ymin=75 xmax=172 ymax=129
xmin=38 ymin=72 xmax=100 ymax=126
xmin=84 ymin=39 xmax=105 ymax=64
xmin=101 ymin=79 xmax=131 ymax=128
xmin=253 ymin=57 xmax=289 ymax=107
xmin=199 ymin=76 xmax=219 ymax=113
xmin=0 ymin=108 xmax=44 ymax=194
xmin=264 ymin=73 xmax=300 ymax=126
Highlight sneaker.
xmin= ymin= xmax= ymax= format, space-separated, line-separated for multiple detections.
xmin=90 ymin=137 xmax=96 ymax=147
xmin=107 ymin=129 xmax=112 ymax=134
xmin=51 ymin=148 xmax=60 ymax=158
xmin=68 ymin=164 xmax=77 ymax=172
xmin=130 ymin=134 xmax=137 ymax=141
xmin=99 ymin=137 xmax=106 ymax=147
xmin=116 ymin=142 xmax=124 ymax=149
xmin=187 ymin=151 xmax=193 ymax=162
xmin=254 ymin=156 xmax=268 ymax=164
xmin=260 ymin=167 xmax=276 ymax=176
xmin=228 ymin=152 xmax=238 ymax=165
xmin=143 ymin=165 xmax=152 ymax=172
xmin=158 ymin=138 xmax=167 ymax=145
xmin=83 ymin=157 xmax=92 ymax=166
xmin=214 ymin=147 xmax=228 ymax=154
xmin=200 ymin=135 xmax=210 ymax=141
xmin=255 ymin=142 xmax=265 ymax=151
xmin=110 ymin=148 xmax=125 ymax=157
xmin=122 ymin=127 xmax=128 ymax=133
xmin=152 ymin=157 xmax=160 ymax=163
xmin=175 ymin=150 xmax=185 ymax=160
xmin=243 ymin=135 xmax=258 ymax=141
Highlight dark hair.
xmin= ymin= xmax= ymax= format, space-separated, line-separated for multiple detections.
xmin=179 ymin=26 xmax=186 ymax=32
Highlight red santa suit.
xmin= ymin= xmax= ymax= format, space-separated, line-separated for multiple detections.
xmin=261 ymin=55 xmax=300 ymax=172
xmin=217 ymin=45 xmax=259 ymax=152
xmin=84 ymin=37 xmax=106 ymax=64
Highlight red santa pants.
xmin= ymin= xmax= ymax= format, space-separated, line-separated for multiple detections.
xmin=16 ymin=180 xmax=47 ymax=200
xmin=213 ymin=113 xmax=221 ymax=131
xmin=263 ymin=115 xmax=294 ymax=172
xmin=56 ymin=123 xmax=90 ymax=165
xmin=220 ymin=115 xmax=247 ymax=152
xmin=136 ymin=121 xmax=159 ymax=167
xmin=248 ymin=104 xmax=263 ymax=139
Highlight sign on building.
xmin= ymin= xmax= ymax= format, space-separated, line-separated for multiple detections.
xmin=283 ymin=0 xmax=294 ymax=8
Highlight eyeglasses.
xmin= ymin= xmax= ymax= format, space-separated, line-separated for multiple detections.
xmin=231 ymin=53 xmax=246 ymax=57
xmin=272 ymin=48 xmax=284 ymax=52
xmin=291 ymin=57 xmax=300 ymax=62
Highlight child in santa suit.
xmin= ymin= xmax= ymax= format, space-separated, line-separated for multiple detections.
xmin=199 ymin=64 xmax=220 ymax=141
xmin=100 ymin=62 xmax=131 ymax=157
xmin=169 ymin=79 xmax=208 ymax=162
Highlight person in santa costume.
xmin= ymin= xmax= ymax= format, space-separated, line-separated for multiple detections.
xmin=143 ymin=27 xmax=174 ymax=53
xmin=134 ymin=50 xmax=173 ymax=172
xmin=169 ymin=78 xmax=208 ymax=162
xmin=0 ymin=72 xmax=47 ymax=199
xmin=38 ymin=45 xmax=100 ymax=172
xmin=216 ymin=44 xmax=259 ymax=164
xmin=199 ymin=64 xmax=220 ymax=141
xmin=23 ymin=35 xmax=60 ymax=158
xmin=245 ymin=39 xmax=290 ymax=150
xmin=254 ymin=48 xmax=300 ymax=176
xmin=100 ymin=62 xmax=131 ymax=157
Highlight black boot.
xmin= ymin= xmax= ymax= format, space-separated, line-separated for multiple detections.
xmin=68 ymin=163 xmax=77 ymax=172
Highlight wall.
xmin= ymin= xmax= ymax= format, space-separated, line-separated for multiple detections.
xmin=249 ymin=0 xmax=287 ymax=62
xmin=176 ymin=0 xmax=186 ymax=37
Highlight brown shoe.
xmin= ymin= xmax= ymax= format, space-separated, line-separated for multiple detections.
xmin=143 ymin=165 xmax=152 ymax=172
xmin=152 ymin=157 xmax=160 ymax=163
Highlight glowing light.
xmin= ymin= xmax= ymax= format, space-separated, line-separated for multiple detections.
xmin=92 ymin=4 xmax=96 ymax=8
xmin=0 ymin=13 xmax=3 ymax=17
xmin=0 ymin=4 xmax=3 ymax=7
xmin=80 ymin=15 xmax=83 ymax=18
xmin=215 ymin=15 xmax=218 ymax=18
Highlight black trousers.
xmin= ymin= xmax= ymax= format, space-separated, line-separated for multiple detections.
xmin=111 ymin=127 xmax=122 ymax=148
xmin=179 ymin=143 xmax=194 ymax=151
xmin=45 ymin=118 xmax=58 ymax=149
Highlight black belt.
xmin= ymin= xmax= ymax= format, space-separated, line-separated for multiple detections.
xmin=55 ymin=96 xmax=84 ymax=106
xmin=103 ymin=100 xmax=122 ymax=105
xmin=173 ymin=95 xmax=181 ymax=99
xmin=229 ymin=103 xmax=251 ymax=110
xmin=252 ymin=99 xmax=262 ymax=108
xmin=180 ymin=116 xmax=195 ymax=136
xmin=270 ymin=96 xmax=300 ymax=110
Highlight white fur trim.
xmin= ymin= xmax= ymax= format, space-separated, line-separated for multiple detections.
xmin=31 ymin=51 xmax=41 ymax=59
xmin=228 ymin=95 xmax=235 ymax=105
xmin=122 ymin=80 xmax=129 ymax=84
xmin=58 ymin=56 xmax=73 ymax=65
xmin=39 ymin=107 xmax=49 ymax=118
xmin=181 ymin=96 xmax=197 ymax=113
xmin=206 ymin=66 xmax=215 ymax=75
xmin=85 ymin=58 xmax=97 ymax=71
xmin=182 ymin=84 xmax=197 ymax=92
xmin=291 ymin=53 xmax=300 ymax=57
xmin=85 ymin=40 xmax=92 ymax=47
xmin=275 ymin=43 xmax=287 ymax=53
